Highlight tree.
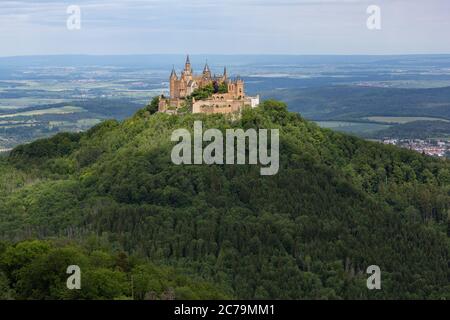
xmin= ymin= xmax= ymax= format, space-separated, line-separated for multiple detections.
xmin=146 ymin=96 xmax=160 ymax=115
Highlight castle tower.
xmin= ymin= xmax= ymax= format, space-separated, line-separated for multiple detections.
xmin=203 ymin=61 xmax=211 ymax=80
xmin=228 ymin=81 xmax=235 ymax=94
xmin=223 ymin=67 xmax=227 ymax=81
xmin=236 ymin=77 xmax=244 ymax=98
xmin=170 ymin=66 xmax=178 ymax=99
xmin=183 ymin=55 xmax=193 ymax=82
xmin=185 ymin=55 xmax=192 ymax=73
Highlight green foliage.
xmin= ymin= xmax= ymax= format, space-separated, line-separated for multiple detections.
xmin=217 ymin=82 xmax=228 ymax=94
xmin=0 ymin=240 xmax=230 ymax=300
xmin=145 ymin=96 xmax=160 ymax=115
xmin=0 ymin=100 xmax=449 ymax=299
xmin=0 ymin=271 xmax=14 ymax=300
xmin=191 ymin=84 xmax=215 ymax=100
xmin=8 ymin=132 xmax=81 ymax=168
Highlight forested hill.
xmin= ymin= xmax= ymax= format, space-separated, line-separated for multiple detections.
xmin=0 ymin=100 xmax=449 ymax=299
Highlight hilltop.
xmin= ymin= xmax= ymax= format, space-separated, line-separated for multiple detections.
xmin=0 ymin=100 xmax=449 ymax=299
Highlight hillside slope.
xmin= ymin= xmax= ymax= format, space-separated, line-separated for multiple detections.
xmin=0 ymin=100 xmax=449 ymax=299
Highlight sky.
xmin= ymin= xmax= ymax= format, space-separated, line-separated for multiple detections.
xmin=0 ymin=0 xmax=449 ymax=57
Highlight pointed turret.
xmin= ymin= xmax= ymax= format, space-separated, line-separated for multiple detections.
xmin=170 ymin=66 xmax=178 ymax=79
xmin=203 ymin=61 xmax=211 ymax=74
xmin=185 ymin=55 xmax=191 ymax=72
xmin=202 ymin=60 xmax=211 ymax=80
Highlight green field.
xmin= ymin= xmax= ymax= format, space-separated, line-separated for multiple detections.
xmin=315 ymin=121 xmax=391 ymax=134
xmin=0 ymin=106 xmax=84 ymax=118
xmin=0 ymin=98 xmax=68 ymax=109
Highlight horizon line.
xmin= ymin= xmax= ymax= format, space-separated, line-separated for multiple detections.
xmin=2 ymin=53 xmax=450 ymax=59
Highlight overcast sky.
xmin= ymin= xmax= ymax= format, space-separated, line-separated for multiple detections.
xmin=0 ymin=0 xmax=449 ymax=57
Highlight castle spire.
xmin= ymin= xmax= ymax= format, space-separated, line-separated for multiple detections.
xmin=170 ymin=65 xmax=177 ymax=79
xmin=203 ymin=60 xmax=210 ymax=74
xmin=184 ymin=55 xmax=192 ymax=74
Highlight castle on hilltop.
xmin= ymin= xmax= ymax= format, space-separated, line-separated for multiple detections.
xmin=158 ymin=56 xmax=259 ymax=114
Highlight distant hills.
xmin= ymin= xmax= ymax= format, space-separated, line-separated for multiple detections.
xmin=0 ymin=101 xmax=449 ymax=299
xmin=2 ymin=54 xmax=450 ymax=68
xmin=267 ymin=85 xmax=450 ymax=138
xmin=270 ymin=85 xmax=450 ymax=121
xmin=368 ymin=120 xmax=450 ymax=140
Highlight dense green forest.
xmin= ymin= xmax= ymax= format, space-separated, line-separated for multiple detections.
xmin=0 ymin=100 xmax=449 ymax=299
xmin=0 ymin=240 xmax=229 ymax=300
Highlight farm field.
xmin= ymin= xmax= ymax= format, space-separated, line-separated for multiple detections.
xmin=315 ymin=121 xmax=391 ymax=134
xmin=0 ymin=106 xmax=83 ymax=118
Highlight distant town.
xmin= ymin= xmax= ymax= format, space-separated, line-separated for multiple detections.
xmin=381 ymin=138 xmax=450 ymax=158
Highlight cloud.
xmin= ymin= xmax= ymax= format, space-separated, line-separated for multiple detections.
xmin=0 ymin=0 xmax=449 ymax=56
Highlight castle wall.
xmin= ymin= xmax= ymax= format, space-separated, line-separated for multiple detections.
xmin=192 ymin=96 xmax=258 ymax=114
xmin=192 ymin=99 xmax=245 ymax=114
